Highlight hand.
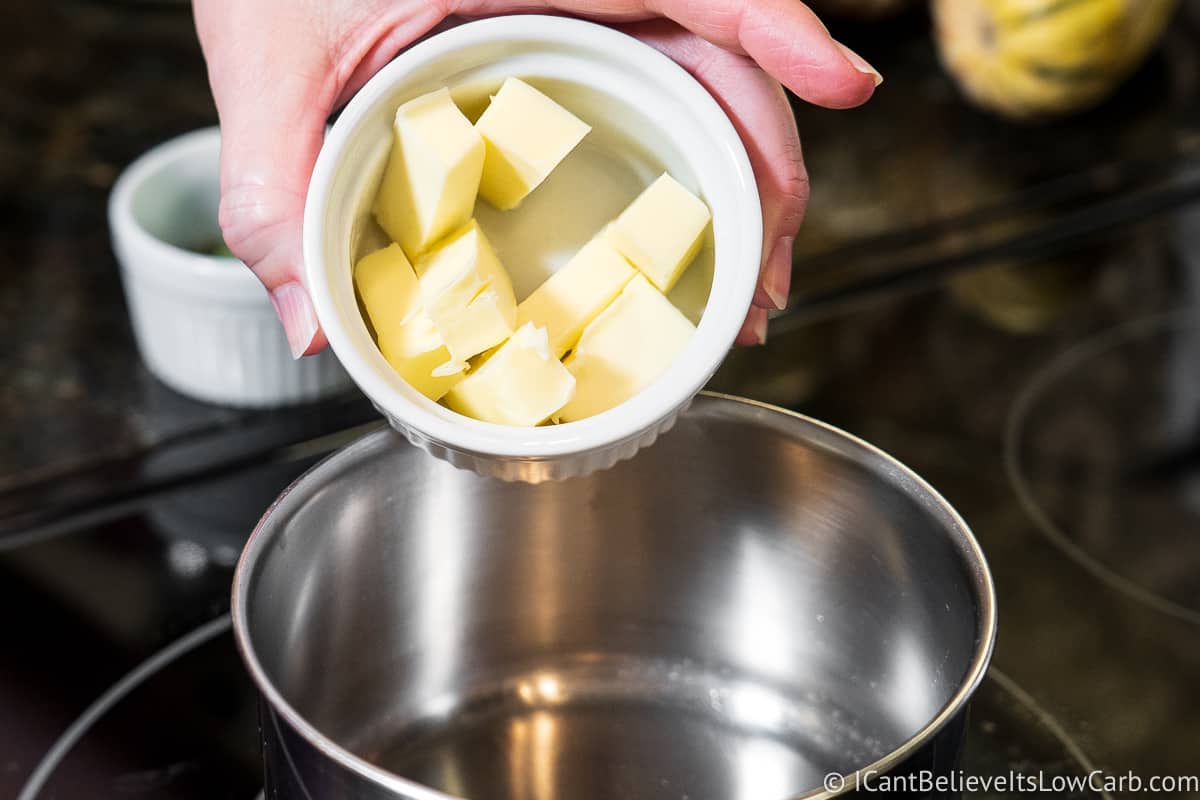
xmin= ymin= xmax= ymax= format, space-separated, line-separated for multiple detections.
xmin=195 ymin=0 xmax=881 ymax=356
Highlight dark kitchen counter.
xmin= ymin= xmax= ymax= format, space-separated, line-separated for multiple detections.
xmin=3 ymin=0 xmax=219 ymax=484
xmin=3 ymin=2 xmax=1200 ymax=798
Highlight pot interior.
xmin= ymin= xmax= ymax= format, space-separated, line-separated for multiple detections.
xmin=239 ymin=396 xmax=991 ymax=799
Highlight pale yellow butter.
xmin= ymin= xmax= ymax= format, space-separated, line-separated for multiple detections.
xmin=475 ymin=77 xmax=591 ymax=210
xmin=378 ymin=315 xmax=465 ymax=402
xmin=558 ymin=275 xmax=695 ymax=422
xmin=414 ymin=220 xmax=517 ymax=363
xmin=516 ymin=236 xmax=636 ymax=357
xmin=606 ymin=173 xmax=711 ymax=293
xmin=353 ymin=243 xmax=463 ymax=400
xmin=373 ymin=88 xmax=484 ymax=260
xmin=444 ymin=322 xmax=576 ymax=426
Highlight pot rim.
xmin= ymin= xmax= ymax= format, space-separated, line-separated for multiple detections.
xmin=231 ymin=392 xmax=998 ymax=799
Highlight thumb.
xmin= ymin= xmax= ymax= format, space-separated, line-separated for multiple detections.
xmin=195 ymin=2 xmax=335 ymax=358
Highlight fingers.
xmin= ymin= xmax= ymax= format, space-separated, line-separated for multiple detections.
xmin=195 ymin=0 xmax=445 ymax=357
xmin=629 ymin=22 xmax=806 ymax=347
xmin=736 ymin=307 xmax=770 ymax=346
xmin=451 ymin=0 xmax=881 ymax=108
xmin=654 ymin=0 xmax=882 ymax=108
xmin=195 ymin=0 xmax=333 ymax=356
xmin=329 ymin=2 xmax=455 ymax=107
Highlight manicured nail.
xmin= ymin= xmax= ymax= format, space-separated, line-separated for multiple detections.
xmin=752 ymin=307 xmax=769 ymax=345
xmin=836 ymin=42 xmax=883 ymax=87
xmin=269 ymin=282 xmax=320 ymax=359
xmin=764 ymin=236 xmax=794 ymax=311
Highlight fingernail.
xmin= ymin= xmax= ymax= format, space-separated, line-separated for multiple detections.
xmin=835 ymin=42 xmax=883 ymax=87
xmin=269 ymin=282 xmax=320 ymax=359
xmin=752 ymin=307 xmax=769 ymax=345
xmin=765 ymin=236 xmax=794 ymax=311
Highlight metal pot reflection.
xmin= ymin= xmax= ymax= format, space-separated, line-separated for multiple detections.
xmin=234 ymin=393 xmax=995 ymax=799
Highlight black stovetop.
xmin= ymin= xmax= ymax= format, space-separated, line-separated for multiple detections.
xmin=4 ymin=2 xmax=1200 ymax=798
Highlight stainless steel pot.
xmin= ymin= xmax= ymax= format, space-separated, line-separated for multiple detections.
xmin=234 ymin=394 xmax=996 ymax=799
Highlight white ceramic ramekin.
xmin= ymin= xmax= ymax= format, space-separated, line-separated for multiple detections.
xmin=110 ymin=128 xmax=351 ymax=408
xmin=305 ymin=15 xmax=762 ymax=481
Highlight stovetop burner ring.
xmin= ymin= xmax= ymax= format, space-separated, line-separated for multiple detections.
xmin=1005 ymin=309 xmax=1200 ymax=627
xmin=984 ymin=668 xmax=1112 ymax=800
xmin=16 ymin=615 xmax=234 ymax=800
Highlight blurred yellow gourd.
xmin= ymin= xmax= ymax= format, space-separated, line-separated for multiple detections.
xmin=932 ymin=0 xmax=1179 ymax=119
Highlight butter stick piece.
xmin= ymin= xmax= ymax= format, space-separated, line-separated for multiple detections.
xmin=475 ymin=78 xmax=591 ymax=210
xmin=516 ymin=236 xmax=636 ymax=357
xmin=415 ymin=220 xmax=517 ymax=363
xmin=558 ymin=275 xmax=695 ymax=422
xmin=605 ymin=173 xmax=711 ymax=294
xmin=378 ymin=314 xmax=465 ymax=401
xmin=373 ymin=88 xmax=484 ymax=260
xmin=444 ymin=323 xmax=576 ymax=426
xmin=353 ymin=243 xmax=463 ymax=400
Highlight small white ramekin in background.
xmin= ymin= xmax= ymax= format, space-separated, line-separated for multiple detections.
xmin=109 ymin=128 xmax=351 ymax=408
xmin=306 ymin=15 xmax=762 ymax=481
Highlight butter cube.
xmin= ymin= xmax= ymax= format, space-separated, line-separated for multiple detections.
xmin=415 ymin=220 xmax=517 ymax=363
xmin=373 ymin=88 xmax=485 ymax=259
xmin=353 ymin=243 xmax=463 ymax=400
xmin=606 ymin=173 xmax=711 ymax=293
xmin=558 ymin=275 xmax=695 ymax=422
xmin=444 ymin=323 xmax=576 ymax=426
xmin=516 ymin=236 xmax=636 ymax=357
xmin=475 ymin=78 xmax=591 ymax=210
xmin=378 ymin=313 xmax=465 ymax=401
